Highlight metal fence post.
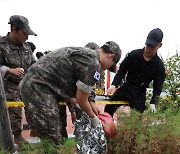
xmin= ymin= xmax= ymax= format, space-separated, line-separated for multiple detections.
xmin=0 ymin=72 xmax=15 ymax=152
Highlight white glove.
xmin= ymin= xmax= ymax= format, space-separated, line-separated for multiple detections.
xmin=91 ymin=116 xmax=100 ymax=128
xmin=149 ymin=104 xmax=156 ymax=113
xmin=107 ymin=85 xmax=116 ymax=95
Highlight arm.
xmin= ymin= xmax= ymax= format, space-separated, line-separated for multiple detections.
xmin=88 ymin=88 xmax=96 ymax=103
xmin=112 ymin=53 xmax=131 ymax=87
xmin=0 ymin=47 xmax=8 ymax=78
xmin=66 ymin=101 xmax=75 ymax=113
xmin=150 ymin=62 xmax=166 ymax=104
xmin=88 ymin=88 xmax=101 ymax=115
xmin=0 ymin=66 xmax=10 ymax=79
xmin=0 ymin=47 xmax=24 ymax=78
xmin=76 ymin=88 xmax=96 ymax=118
xmin=66 ymin=101 xmax=77 ymax=124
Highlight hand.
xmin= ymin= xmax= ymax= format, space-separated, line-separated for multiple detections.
xmin=107 ymin=85 xmax=116 ymax=95
xmin=8 ymin=68 xmax=24 ymax=77
xmin=71 ymin=112 xmax=77 ymax=124
xmin=91 ymin=116 xmax=100 ymax=128
xmin=67 ymin=98 xmax=77 ymax=105
xmin=74 ymin=103 xmax=81 ymax=109
xmin=149 ymin=104 xmax=156 ymax=113
xmin=90 ymin=102 xmax=101 ymax=115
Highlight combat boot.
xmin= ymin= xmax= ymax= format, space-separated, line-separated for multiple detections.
xmin=14 ymin=134 xmax=29 ymax=145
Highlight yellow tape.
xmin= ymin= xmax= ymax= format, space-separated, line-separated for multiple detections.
xmin=6 ymin=101 xmax=129 ymax=107
xmin=6 ymin=98 xmax=170 ymax=108
xmin=6 ymin=102 xmax=25 ymax=107
xmin=94 ymin=101 xmax=128 ymax=105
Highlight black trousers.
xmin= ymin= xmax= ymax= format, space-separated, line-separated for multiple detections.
xmin=104 ymin=82 xmax=146 ymax=117
xmin=59 ymin=105 xmax=68 ymax=138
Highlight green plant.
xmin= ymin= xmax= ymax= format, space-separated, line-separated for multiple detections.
xmin=0 ymin=149 xmax=10 ymax=154
xmin=58 ymin=139 xmax=78 ymax=154
xmin=163 ymin=55 xmax=180 ymax=100
xmin=107 ymin=109 xmax=180 ymax=154
xmin=18 ymin=139 xmax=56 ymax=154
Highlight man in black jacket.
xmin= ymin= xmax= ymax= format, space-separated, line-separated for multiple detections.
xmin=105 ymin=28 xmax=166 ymax=116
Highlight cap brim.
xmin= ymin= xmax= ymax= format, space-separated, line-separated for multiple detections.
xmin=109 ymin=64 xmax=116 ymax=72
xmin=23 ymin=28 xmax=37 ymax=36
xmin=145 ymin=39 xmax=158 ymax=48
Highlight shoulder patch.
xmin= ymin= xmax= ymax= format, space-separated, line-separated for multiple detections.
xmin=93 ymin=71 xmax=101 ymax=81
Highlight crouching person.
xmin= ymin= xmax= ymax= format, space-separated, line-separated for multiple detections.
xmin=18 ymin=41 xmax=121 ymax=146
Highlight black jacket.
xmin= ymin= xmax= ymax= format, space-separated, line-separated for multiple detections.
xmin=112 ymin=48 xmax=165 ymax=104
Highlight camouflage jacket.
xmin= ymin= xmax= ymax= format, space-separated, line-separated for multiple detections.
xmin=0 ymin=34 xmax=35 ymax=100
xmin=19 ymin=47 xmax=101 ymax=101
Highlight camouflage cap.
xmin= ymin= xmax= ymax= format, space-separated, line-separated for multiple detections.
xmin=85 ymin=42 xmax=99 ymax=50
xmin=102 ymin=41 xmax=121 ymax=72
xmin=8 ymin=15 xmax=37 ymax=36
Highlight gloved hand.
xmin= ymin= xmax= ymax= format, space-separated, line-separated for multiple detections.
xmin=149 ymin=104 xmax=156 ymax=113
xmin=91 ymin=116 xmax=100 ymax=128
xmin=107 ymin=85 xmax=116 ymax=95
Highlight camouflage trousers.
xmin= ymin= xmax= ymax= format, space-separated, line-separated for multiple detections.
xmin=59 ymin=103 xmax=84 ymax=139
xmin=20 ymin=84 xmax=62 ymax=145
xmin=8 ymin=107 xmax=22 ymax=136
xmin=5 ymin=86 xmax=22 ymax=136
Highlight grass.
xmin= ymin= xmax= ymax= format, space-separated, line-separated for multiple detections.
xmin=0 ymin=138 xmax=78 ymax=154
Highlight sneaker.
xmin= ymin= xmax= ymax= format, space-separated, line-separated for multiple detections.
xmin=14 ymin=135 xmax=29 ymax=145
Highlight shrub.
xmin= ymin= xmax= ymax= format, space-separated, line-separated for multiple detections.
xmin=107 ymin=109 xmax=180 ymax=154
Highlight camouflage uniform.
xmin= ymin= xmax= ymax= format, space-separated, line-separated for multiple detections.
xmin=60 ymin=43 xmax=100 ymax=138
xmin=19 ymin=47 xmax=101 ymax=145
xmin=0 ymin=34 xmax=35 ymax=136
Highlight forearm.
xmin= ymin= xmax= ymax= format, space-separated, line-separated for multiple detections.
xmin=66 ymin=101 xmax=75 ymax=113
xmin=88 ymin=89 xmax=96 ymax=103
xmin=151 ymin=68 xmax=165 ymax=104
xmin=76 ymin=88 xmax=96 ymax=118
xmin=150 ymin=88 xmax=162 ymax=104
xmin=78 ymin=100 xmax=95 ymax=118
xmin=112 ymin=70 xmax=125 ymax=87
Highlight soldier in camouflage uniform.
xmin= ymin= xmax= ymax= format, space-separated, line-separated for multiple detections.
xmin=59 ymin=42 xmax=101 ymax=140
xmin=0 ymin=15 xmax=37 ymax=145
xmin=19 ymin=41 xmax=121 ymax=145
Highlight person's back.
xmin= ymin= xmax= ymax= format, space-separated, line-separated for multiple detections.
xmin=20 ymin=47 xmax=100 ymax=99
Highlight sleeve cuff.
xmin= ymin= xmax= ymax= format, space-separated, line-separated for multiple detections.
xmin=0 ymin=66 xmax=10 ymax=79
xmin=76 ymin=80 xmax=94 ymax=94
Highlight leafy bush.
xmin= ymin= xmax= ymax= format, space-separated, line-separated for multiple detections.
xmin=163 ymin=55 xmax=180 ymax=100
xmin=107 ymin=109 xmax=180 ymax=154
